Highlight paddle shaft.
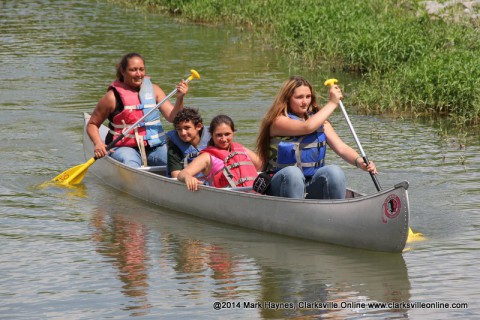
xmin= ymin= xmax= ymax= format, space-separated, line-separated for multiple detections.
xmin=103 ymin=75 xmax=195 ymax=156
xmin=338 ymin=100 xmax=382 ymax=191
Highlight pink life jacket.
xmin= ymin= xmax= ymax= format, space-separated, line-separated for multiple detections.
xmin=201 ymin=142 xmax=258 ymax=188
xmin=109 ymin=77 xmax=165 ymax=148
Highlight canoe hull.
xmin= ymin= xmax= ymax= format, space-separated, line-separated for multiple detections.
xmin=83 ymin=113 xmax=409 ymax=252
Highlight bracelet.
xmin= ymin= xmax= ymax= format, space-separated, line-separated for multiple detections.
xmin=354 ymin=156 xmax=362 ymax=168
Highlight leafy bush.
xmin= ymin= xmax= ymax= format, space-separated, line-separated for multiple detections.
xmin=115 ymin=0 xmax=480 ymax=126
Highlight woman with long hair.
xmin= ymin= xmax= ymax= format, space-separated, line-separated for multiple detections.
xmin=256 ymin=76 xmax=377 ymax=199
xmin=87 ymin=52 xmax=189 ymax=167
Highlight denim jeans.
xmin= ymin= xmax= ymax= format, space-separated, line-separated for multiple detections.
xmin=109 ymin=144 xmax=167 ymax=168
xmin=267 ymin=165 xmax=346 ymax=199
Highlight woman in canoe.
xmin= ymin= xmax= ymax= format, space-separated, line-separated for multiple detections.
xmin=178 ymin=115 xmax=262 ymax=192
xmin=86 ymin=52 xmax=189 ymax=168
xmin=255 ymin=76 xmax=377 ymax=199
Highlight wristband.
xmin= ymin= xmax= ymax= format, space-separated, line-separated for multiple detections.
xmin=354 ymin=156 xmax=362 ymax=168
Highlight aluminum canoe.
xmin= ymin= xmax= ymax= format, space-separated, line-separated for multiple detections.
xmin=82 ymin=113 xmax=410 ymax=253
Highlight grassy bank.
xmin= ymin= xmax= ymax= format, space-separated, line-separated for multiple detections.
xmin=114 ymin=0 xmax=480 ymax=130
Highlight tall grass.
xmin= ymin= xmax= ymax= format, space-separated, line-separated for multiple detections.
xmin=114 ymin=0 xmax=480 ymax=128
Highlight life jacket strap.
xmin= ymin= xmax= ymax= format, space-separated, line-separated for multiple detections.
xmin=224 ymin=151 xmax=243 ymax=162
xmin=273 ymin=158 xmax=325 ymax=168
xmin=182 ymin=151 xmax=200 ymax=167
xmin=110 ymin=119 xmax=161 ymax=129
xmin=221 ymin=167 xmax=256 ymax=187
xmin=123 ymin=103 xmax=157 ymax=110
xmin=225 ymin=161 xmax=254 ymax=169
xmin=146 ymin=130 xmax=165 ymax=140
xmin=135 ymin=128 xmax=148 ymax=167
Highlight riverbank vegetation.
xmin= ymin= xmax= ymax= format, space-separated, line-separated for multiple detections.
xmin=113 ymin=0 xmax=480 ymax=132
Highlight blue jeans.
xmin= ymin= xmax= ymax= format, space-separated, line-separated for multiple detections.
xmin=267 ymin=165 xmax=346 ymax=199
xmin=109 ymin=144 xmax=167 ymax=168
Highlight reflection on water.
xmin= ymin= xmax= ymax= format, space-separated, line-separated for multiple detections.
xmin=89 ymin=197 xmax=411 ymax=318
xmin=166 ymin=236 xmax=240 ymax=299
xmin=91 ymin=209 xmax=151 ymax=316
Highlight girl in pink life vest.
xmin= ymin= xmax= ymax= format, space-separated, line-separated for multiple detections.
xmin=177 ymin=115 xmax=262 ymax=192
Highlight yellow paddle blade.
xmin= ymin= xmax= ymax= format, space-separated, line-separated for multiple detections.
xmin=407 ymin=227 xmax=426 ymax=243
xmin=51 ymin=157 xmax=96 ymax=185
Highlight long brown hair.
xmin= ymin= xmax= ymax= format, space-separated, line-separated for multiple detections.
xmin=115 ymin=52 xmax=144 ymax=82
xmin=255 ymin=76 xmax=320 ymax=169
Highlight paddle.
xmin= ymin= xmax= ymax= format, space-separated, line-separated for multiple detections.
xmin=324 ymin=79 xmax=424 ymax=244
xmin=51 ymin=69 xmax=201 ymax=186
xmin=324 ymin=78 xmax=381 ymax=191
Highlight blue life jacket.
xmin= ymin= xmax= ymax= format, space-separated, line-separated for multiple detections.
xmin=138 ymin=77 xmax=165 ymax=147
xmin=268 ymin=113 xmax=326 ymax=177
xmin=166 ymin=126 xmax=210 ymax=167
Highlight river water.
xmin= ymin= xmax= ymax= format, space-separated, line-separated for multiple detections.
xmin=1 ymin=1 xmax=479 ymax=319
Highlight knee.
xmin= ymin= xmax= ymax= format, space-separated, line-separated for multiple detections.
xmin=278 ymin=166 xmax=304 ymax=183
xmin=269 ymin=166 xmax=305 ymax=198
xmin=325 ymin=165 xmax=346 ymax=182
xmin=110 ymin=147 xmax=141 ymax=167
xmin=148 ymin=145 xmax=167 ymax=165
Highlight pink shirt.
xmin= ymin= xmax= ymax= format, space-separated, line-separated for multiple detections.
xmin=205 ymin=155 xmax=225 ymax=185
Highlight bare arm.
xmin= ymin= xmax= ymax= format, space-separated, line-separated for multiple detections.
xmin=86 ymin=90 xmax=116 ymax=158
xmin=324 ymin=122 xmax=377 ymax=174
xmin=244 ymin=147 xmax=263 ymax=171
xmin=156 ymin=80 xmax=189 ymax=122
xmin=270 ymin=85 xmax=342 ymax=136
xmin=177 ymin=153 xmax=211 ymax=191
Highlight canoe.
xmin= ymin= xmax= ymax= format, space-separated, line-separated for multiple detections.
xmin=82 ymin=113 xmax=410 ymax=253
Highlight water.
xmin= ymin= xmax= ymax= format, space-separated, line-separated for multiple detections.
xmin=1 ymin=0 xmax=479 ymax=319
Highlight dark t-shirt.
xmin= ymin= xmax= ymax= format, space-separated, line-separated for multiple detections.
xmin=167 ymin=140 xmax=184 ymax=175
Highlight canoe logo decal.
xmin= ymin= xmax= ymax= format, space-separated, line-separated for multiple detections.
xmin=382 ymin=194 xmax=401 ymax=223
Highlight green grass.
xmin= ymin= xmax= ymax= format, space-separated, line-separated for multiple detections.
xmin=111 ymin=0 xmax=480 ymax=131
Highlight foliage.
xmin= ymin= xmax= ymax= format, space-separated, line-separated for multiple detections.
xmin=112 ymin=0 xmax=480 ymax=127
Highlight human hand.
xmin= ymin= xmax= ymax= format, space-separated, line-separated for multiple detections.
xmin=184 ymin=175 xmax=202 ymax=192
xmin=328 ymin=84 xmax=343 ymax=105
xmin=176 ymin=80 xmax=189 ymax=98
xmin=94 ymin=143 xmax=108 ymax=159
xmin=364 ymin=160 xmax=378 ymax=175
